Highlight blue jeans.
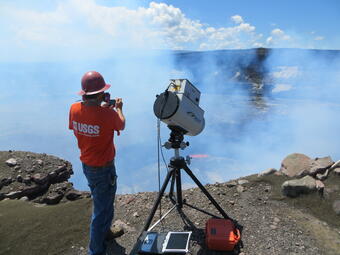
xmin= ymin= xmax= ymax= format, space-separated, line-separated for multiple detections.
xmin=83 ymin=161 xmax=117 ymax=255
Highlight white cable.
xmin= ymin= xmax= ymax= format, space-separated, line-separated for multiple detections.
xmin=157 ymin=118 xmax=162 ymax=220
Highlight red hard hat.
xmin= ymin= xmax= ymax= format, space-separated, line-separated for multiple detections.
xmin=78 ymin=71 xmax=111 ymax=95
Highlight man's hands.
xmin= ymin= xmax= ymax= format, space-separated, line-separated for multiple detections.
xmin=102 ymin=97 xmax=125 ymax=130
xmin=114 ymin=98 xmax=125 ymax=130
xmin=114 ymin=98 xmax=123 ymax=110
xmin=102 ymin=98 xmax=123 ymax=110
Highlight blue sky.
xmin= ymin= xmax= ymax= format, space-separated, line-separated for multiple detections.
xmin=1 ymin=0 xmax=339 ymax=61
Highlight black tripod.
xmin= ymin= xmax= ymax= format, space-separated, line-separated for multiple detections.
xmin=130 ymin=127 xmax=237 ymax=254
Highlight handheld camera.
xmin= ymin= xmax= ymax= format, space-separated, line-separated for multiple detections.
xmin=104 ymin=92 xmax=116 ymax=106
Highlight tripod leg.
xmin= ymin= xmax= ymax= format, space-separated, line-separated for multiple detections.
xmin=175 ymin=167 xmax=183 ymax=208
xmin=169 ymin=168 xmax=176 ymax=204
xmin=182 ymin=163 xmax=231 ymax=220
xmin=142 ymin=168 xmax=174 ymax=232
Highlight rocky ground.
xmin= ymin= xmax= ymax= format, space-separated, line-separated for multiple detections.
xmin=1 ymin=151 xmax=340 ymax=255
xmin=0 ymin=151 xmax=89 ymax=204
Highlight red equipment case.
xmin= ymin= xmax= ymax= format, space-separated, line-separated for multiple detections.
xmin=205 ymin=218 xmax=241 ymax=251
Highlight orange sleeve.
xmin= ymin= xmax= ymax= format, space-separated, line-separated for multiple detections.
xmin=69 ymin=106 xmax=73 ymax=130
xmin=111 ymin=110 xmax=124 ymax=131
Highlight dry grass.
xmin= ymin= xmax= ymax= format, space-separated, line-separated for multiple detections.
xmin=0 ymin=198 xmax=92 ymax=255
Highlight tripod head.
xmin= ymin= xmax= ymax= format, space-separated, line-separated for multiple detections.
xmin=164 ymin=126 xmax=190 ymax=150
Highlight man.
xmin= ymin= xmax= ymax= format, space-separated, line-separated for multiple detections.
xmin=69 ymin=71 xmax=125 ymax=255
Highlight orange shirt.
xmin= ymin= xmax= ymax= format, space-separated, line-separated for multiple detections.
xmin=69 ymin=102 xmax=124 ymax=167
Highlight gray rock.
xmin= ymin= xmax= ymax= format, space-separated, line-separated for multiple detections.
xmin=258 ymin=168 xmax=277 ymax=177
xmin=107 ymin=225 xmax=125 ymax=239
xmin=55 ymin=170 xmax=71 ymax=183
xmin=270 ymin=224 xmax=277 ymax=229
xmin=238 ymin=179 xmax=249 ymax=185
xmin=316 ymin=169 xmax=329 ymax=181
xmin=32 ymin=173 xmax=49 ymax=184
xmin=5 ymin=191 xmax=23 ymax=199
xmin=42 ymin=193 xmax=64 ymax=205
xmin=36 ymin=159 xmax=44 ymax=166
xmin=23 ymin=176 xmax=31 ymax=184
xmin=333 ymin=200 xmax=340 ymax=215
xmin=20 ymin=196 xmax=29 ymax=201
xmin=280 ymin=153 xmax=312 ymax=177
xmin=16 ymin=175 xmax=23 ymax=182
xmin=273 ymin=217 xmax=280 ymax=223
xmin=5 ymin=158 xmax=17 ymax=167
xmin=226 ymin=181 xmax=237 ymax=188
xmin=315 ymin=156 xmax=334 ymax=168
xmin=264 ymin=186 xmax=271 ymax=192
xmin=33 ymin=203 xmax=46 ymax=208
xmin=236 ymin=185 xmax=245 ymax=193
xmin=25 ymin=168 xmax=35 ymax=174
xmin=282 ymin=176 xmax=317 ymax=197
xmin=65 ymin=190 xmax=83 ymax=201
xmin=315 ymin=180 xmax=325 ymax=196
xmin=22 ymin=183 xmax=49 ymax=197
xmin=113 ymin=219 xmax=136 ymax=233
xmin=48 ymin=171 xmax=57 ymax=179
xmin=274 ymin=171 xmax=283 ymax=176
xmin=308 ymin=156 xmax=334 ymax=176
xmin=55 ymin=165 xmax=67 ymax=174
xmin=82 ymin=191 xmax=91 ymax=198
xmin=0 ymin=177 xmax=12 ymax=188
xmin=333 ymin=168 xmax=340 ymax=175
